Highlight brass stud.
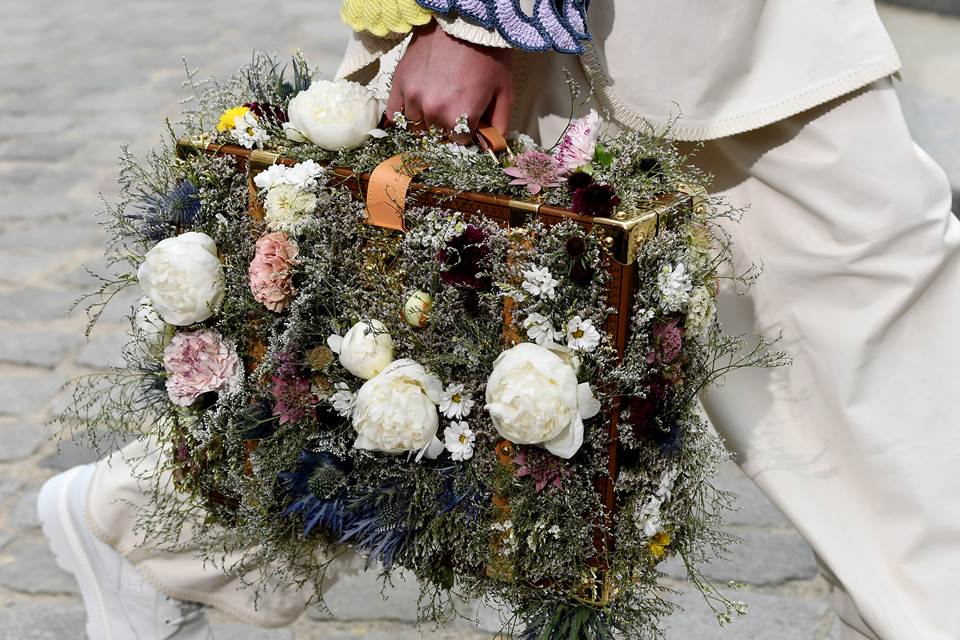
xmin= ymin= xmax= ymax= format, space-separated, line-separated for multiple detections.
xmin=602 ymin=236 xmax=615 ymax=248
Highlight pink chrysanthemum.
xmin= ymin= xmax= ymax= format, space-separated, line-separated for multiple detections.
xmin=163 ymin=330 xmax=241 ymax=406
xmin=504 ymin=151 xmax=564 ymax=195
xmin=554 ymin=109 xmax=601 ymax=174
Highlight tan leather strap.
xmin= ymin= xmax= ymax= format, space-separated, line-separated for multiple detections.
xmin=366 ymin=124 xmax=508 ymax=231
xmin=476 ymin=124 xmax=508 ymax=154
xmin=366 ymin=154 xmax=424 ymax=232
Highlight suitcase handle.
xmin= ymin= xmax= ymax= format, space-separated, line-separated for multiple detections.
xmin=366 ymin=122 xmax=509 ymax=232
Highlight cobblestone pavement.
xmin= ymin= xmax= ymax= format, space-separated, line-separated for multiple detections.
xmin=1 ymin=1 xmax=957 ymax=638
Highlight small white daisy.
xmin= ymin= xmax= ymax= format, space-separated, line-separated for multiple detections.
xmin=329 ymin=382 xmax=355 ymax=418
xmin=443 ymin=421 xmax=476 ymax=461
xmin=565 ymin=316 xmax=601 ymax=352
xmin=521 ymin=265 xmax=559 ymax=299
xmin=522 ymin=313 xmax=559 ymax=346
xmin=230 ymin=111 xmax=269 ymax=149
xmin=439 ymin=383 xmax=475 ymax=419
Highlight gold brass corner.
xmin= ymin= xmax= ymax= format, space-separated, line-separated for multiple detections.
xmin=592 ymin=192 xmax=692 ymax=265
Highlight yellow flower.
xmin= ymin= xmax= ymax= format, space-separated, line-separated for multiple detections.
xmin=649 ymin=530 xmax=672 ymax=562
xmin=217 ymin=106 xmax=251 ymax=133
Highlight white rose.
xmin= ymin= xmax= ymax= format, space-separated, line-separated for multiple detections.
xmin=283 ymin=80 xmax=381 ymax=151
xmin=352 ymin=359 xmax=445 ymax=459
xmin=137 ymin=232 xmax=225 ymax=326
xmin=485 ymin=343 xmax=601 ymax=459
xmin=327 ymin=320 xmax=394 ymax=380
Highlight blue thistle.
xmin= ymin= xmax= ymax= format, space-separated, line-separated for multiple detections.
xmin=279 ymin=451 xmax=352 ymax=537
xmin=339 ymin=482 xmax=415 ymax=571
xmin=128 ymin=179 xmax=201 ymax=242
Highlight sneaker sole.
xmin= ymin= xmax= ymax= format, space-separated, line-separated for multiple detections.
xmin=37 ymin=466 xmax=114 ymax=640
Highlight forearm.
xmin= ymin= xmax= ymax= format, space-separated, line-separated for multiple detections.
xmin=340 ymin=0 xmax=591 ymax=54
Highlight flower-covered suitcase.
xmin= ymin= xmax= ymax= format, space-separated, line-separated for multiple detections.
xmin=176 ymin=134 xmax=704 ymax=601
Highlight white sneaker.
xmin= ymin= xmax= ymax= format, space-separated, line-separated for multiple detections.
xmin=37 ymin=464 xmax=215 ymax=640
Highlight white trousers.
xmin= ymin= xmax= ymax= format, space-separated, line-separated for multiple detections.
xmin=87 ymin=78 xmax=959 ymax=638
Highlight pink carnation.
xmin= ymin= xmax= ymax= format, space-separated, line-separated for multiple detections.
xmin=554 ymin=109 xmax=601 ymax=174
xmin=504 ymin=151 xmax=564 ymax=195
xmin=249 ymin=232 xmax=299 ymax=312
xmin=163 ymin=330 xmax=241 ymax=406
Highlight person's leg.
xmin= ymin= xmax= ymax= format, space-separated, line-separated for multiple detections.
xmin=688 ymin=78 xmax=959 ymax=639
xmin=40 ymin=436 xmax=361 ymax=636
xmin=38 ymin=460 xmax=215 ymax=640
xmin=83 ymin=437 xmax=318 ymax=628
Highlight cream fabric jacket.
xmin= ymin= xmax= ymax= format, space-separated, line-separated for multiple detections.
xmin=337 ymin=0 xmax=902 ymax=141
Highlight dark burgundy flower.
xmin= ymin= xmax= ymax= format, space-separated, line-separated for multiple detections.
xmin=243 ymin=101 xmax=288 ymax=125
xmin=438 ymin=224 xmax=492 ymax=290
xmin=566 ymin=171 xmax=593 ymax=192
xmin=571 ymin=183 xmax=621 ymax=217
xmin=565 ymin=235 xmax=586 ymax=258
xmin=626 ymin=377 xmax=682 ymax=456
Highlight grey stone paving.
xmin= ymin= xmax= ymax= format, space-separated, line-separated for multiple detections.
xmin=1 ymin=1 xmax=957 ymax=638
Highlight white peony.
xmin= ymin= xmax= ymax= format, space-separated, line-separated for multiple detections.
xmin=284 ymin=80 xmax=381 ymax=151
xmin=327 ymin=320 xmax=394 ymax=380
xmin=402 ymin=291 xmax=432 ymax=328
xmin=484 ymin=343 xmax=601 ymax=459
xmin=263 ymin=185 xmax=318 ymax=234
xmin=137 ymin=232 xmax=225 ymax=326
xmin=352 ymin=359 xmax=445 ymax=459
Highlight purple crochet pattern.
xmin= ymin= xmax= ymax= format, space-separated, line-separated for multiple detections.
xmin=418 ymin=0 xmax=591 ymax=54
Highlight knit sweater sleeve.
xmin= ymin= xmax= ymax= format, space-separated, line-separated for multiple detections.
xmin=336 ymin=0 xmax=591 ymax=81
xmin=418 ymin=0 xmax=591 ymax=54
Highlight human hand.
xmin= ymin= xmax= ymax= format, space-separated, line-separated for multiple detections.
xmin=386 ymin=22 xmax=514 ymax=141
